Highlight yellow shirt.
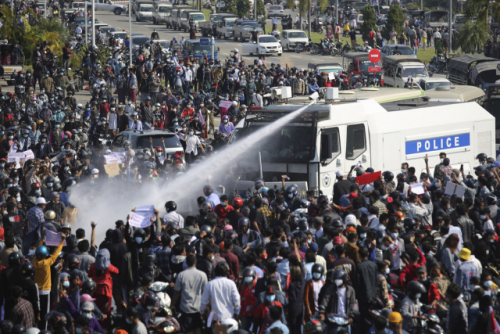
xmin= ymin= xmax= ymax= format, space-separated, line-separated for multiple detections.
xmin=34 ymin=241 xmax=63 ymax=292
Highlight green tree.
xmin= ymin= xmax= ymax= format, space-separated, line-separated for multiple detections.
xmin=221 ymin=0 xmax=237 ymax=14
xmin=383 ymin=5 xmax=405 ymax=40
xmin=236 ymin=0 xmax=251 ymax=17
xmin=257 ymin=0 xmax=266 ymax=17
xmin=464 ymin=0 xmax=489 ymax=22
xmin=360 ymin=6 xmax=377 ymax=41
xmin=455 ymin=19 xmax=490 ymax=52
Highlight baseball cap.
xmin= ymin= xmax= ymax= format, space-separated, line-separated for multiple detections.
xmin=474 ymin=165 xmax=485 ymax=172
xmin=333 ymin=236 xmax=344 ymax=245
xmin=80 ymin=294 xmax=96 ymax=303
xmin=347 ymin=192 xmax=358 ymax=199
xmin=266 ymin=286 xmax=276 ymax=295
xmin=416 ymin=266 xmax=427 ymax=274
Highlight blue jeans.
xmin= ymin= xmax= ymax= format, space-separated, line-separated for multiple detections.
xmin=414 ymin=46 xmax=419 ymax=55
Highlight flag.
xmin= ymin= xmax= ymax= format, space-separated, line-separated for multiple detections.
xmin=198 ymin=110 xmax=205 ymax=125
xmin=490 ymin=306 xmax=500 ymax=334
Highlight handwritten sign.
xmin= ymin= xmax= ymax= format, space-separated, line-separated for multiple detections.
xmin=135 ymin=205 xmax=155 ymax=220
xmin=109 ymin=151 xmax=127 ymax=163
xmin=280 ymin=56 xmax=294 ymax=68
xmin=218 ymin=100 xmax=232 ymax=108
xmin=44 ymin=228 xmax=67 ymax=246
xmin=128 ymin=211 xmax=152 ymax=228
xmin=444 ymin=182 xmax=466 ymax=198
xmin=104 ymin=162 xmax=120 ymax=177
xmin=7 ymin=152 xmax=25 ymax=168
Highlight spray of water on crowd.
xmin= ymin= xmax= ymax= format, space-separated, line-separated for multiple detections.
xmin=70 ymin=102 xmax=315 ymax=241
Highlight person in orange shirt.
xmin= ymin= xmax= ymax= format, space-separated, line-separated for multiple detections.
xmin=180 ymin=102 xmax=194 ymax=118
xmin=214 ymin=194 xmax=234 ymax=221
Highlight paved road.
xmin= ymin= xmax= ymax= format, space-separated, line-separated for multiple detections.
xmin=89 ymin=7 xmax=348 ymax=69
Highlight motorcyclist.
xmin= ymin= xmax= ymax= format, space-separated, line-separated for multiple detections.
xmin=219 ymin=115 xmax=234 ymax=137
xmin=285 ymin=186 xmax=307 ymax=211
xmin=400 ymin=280 xmax=427 ymax=333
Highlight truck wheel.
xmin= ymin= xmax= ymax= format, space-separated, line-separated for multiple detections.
xmin=278 ymin=53 xmax=281 ymax=56
xmin=234 ymin=33 xmax=238 ymax=41
xmin=114 ymin=8 xmax=122 ymax=15
xmin=250 ymin=53 xmax=253 ymax=55
xmin=136 ymin=16 xmax=139 ymax=22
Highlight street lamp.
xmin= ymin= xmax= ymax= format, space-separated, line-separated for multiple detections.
xmin=129 ymin=0 xmax=133 ymax=66
xmin=92 ymin=0 xmax=96 ymax=48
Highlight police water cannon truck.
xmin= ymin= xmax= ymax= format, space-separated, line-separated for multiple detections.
xmin=229 ymin=88 xmax=495 ymax=199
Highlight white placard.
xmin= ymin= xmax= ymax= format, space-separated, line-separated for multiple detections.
xmin=218 ymin=100 xmax=232 ymax=108
xmin=444 ymin=182 xmax=466 ymax=198
xmin=410 ymin=182 xmax=425 ymax=195
xmin=128 ymin=211 xmax=152 ymax=228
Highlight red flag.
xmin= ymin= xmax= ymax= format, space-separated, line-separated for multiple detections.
xmin=355 ymin=171 xmax=382 ymax=186
xmin=490 ymin=306 xmax=500 ymax=334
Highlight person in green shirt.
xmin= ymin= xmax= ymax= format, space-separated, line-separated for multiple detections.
xmin=435 ymin=38 xmax=444 ymax=54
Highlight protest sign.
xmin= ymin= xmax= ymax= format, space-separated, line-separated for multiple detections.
xmin=444 ymin=182 xmax=466 ymax=198
xmin=410 ymin=182 xmax=426 ymax=195
xmin=356 ymin=171 xmax=382 ymax=186
xmin=219 ymin=100 xmax=232 ymax=109
xmin=128 ymin=211 xmax=152 ymax=228
xmin=44 ymin=229 xmax=67 ymax=246
xmin=104 ymin=162 xmax=120 ymax=177
xmin=280 ymin=56 xmax=294 ymax=68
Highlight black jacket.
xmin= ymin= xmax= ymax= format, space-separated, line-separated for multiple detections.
xmin=196 ymin=256 xmax=214 ymax=281
xmin=454 ymin=215 xmax=474 ymax=244
xmin=238 ymin=230 xmax=260 ymax=248
xmin=354 ymin=259 xmax=378 ymax=303
xmin=317 ymin=281 xmax=356 ymax=319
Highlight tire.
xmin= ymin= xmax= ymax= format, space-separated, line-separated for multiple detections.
xmin=114 ymin=8 xmax=122 ymax=15
xmin=278 ymin=53 xmax=281 ymax=56
xmin=250 ymin=53 xmax=253 ymax=55
xmin=234 ymin=33 xmax=238 ymax=41
xmin=136 ymin=16 xmax=139 ymax=22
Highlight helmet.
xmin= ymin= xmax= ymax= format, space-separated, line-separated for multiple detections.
xmin=238 ymin=217 xmax=250 ymax=228
xmin=382 ymin=171 xmax=394 ymax=182
xmin=200 ymin=225 xmax=212 ymax=234
xmin=82 ymin=279 xmax=96 ymax=294
xmin=427 ymin=313 xmax=440 ymax=325
xmin=129 ymin=291 xmax=143 ymax=307
xmin=201 ymin=201 xmax=212 ymax=211
xmin=242 ymin=266 xmax=257 ymax=279
xmin=81 ymin=302 xmax=94 ymax=312
xmin=255 ymin=179 xmax=265 ymax=190
xmin=317 ymin=195 xmax=329 ymax=205
xmin=66 ymin=253 xmax=81 ymax=269
xmin=156 ymin=317 xmax=181 ymax=334
xmin=388 ymin=312 xmax=403 ymax=323
xmin=20 ymin=262 xmax=35 ymax=278
xmin=134 ymin=228 xmax=146 ymax=239
xmin=332 ymin=219 xmax=344 ymax=231
xmin=124 ymin=140 xmax=131 ymax=148
xmin=476 ymin=153 xmax=487 ymax=161
xmin=152 ymin=232 xmax=163 ymax=246
xmin=141 ymin=290 xmax=157 ymax=307
xmin=145 ymin=252 xmax=157 ymax=267
xmin=333 ymin=269 xmax=347 ymax=280
xmin=286 ymin=185 xmax=297 ymax=198
xmin=12 ymin=325 xmax=26 ymax=334
xmin=394 ymin=211 xmax=405 ymax=220
xmin=311 ymin=264 xmax=324 ymax=274
xmin=35 ymin=245 xmax=49 ymax=259
xmin=356 ymin=167 xmax=365 ymax=176
xmin=407 ymin=280 xmax=426 ymax=295
xmin=47 ymin=311 xmax=67 ymax=328
xmin=232 ymin=197 xmax=243 ymax=208
xmin=61 ymin=223 xmax=71 ymax=230
xmin=165 ymin=201 xmax=177 ymax=212
xmin=403 ymin=218 xmax=416 ymax=230
xmin=298 ymin=218 xmax=308 ymax=231
xmin=44 ymin=210 xmax=56 ymax=220
xmin=8 ymin=251 xmax=22 ymax=267
xmin=222 ymin=115 xmax=229 ymax=121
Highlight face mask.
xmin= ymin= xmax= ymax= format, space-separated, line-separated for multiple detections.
xmin=47 ymin=182 xmax=53 ymax=187
xmin=15 ymin=178 xmax=19 ymax=182
xmin=480 ymin=215 xmax=486 ymax=220
xmin=381 ymin=245 xmax=388 ymax=251
xmin=420 ymin=277 xmax=427 ymax=282
xmin=335 ymin=279 xmax=343 ymax=286
xmin=385 ymin=268 xmax=391 ymax=274
xmin=307 ymin=239 xmax=312 ymax=244
xmin=360 ymin=233 xmax=367 ymax=239
xmin=135 ymin=237 xmax=143 ymax=244
xmin=157 ymin=152 xmax=162 ymax=157
xmin=401 ymin=169 xmax=406 ymax=174
xmin=174 ymin=122 xmax=178 ymax=126
xmin=391 ymin=233 xmax=399 ymax=239
xmin=7 ymin=184 xmax=12 ymax=188
xmin=125 ymin=318 xmax=132 ymax=324
xmin=63 ymin=281 xmax=70 ymax=288
xmin=35 ymin=190 xmax=41 ymax=195
xmin=8 ymin=136 xmax=13 ymax=140
xmin=484 ymin=280 xmax=493 ymax=288
xmin=288 ymin=193 xmax=293 ymax=198
xmin=266 ymin=295 xmax=275 ymax=302
xmin=42 ymin=139 xmax=47 ymax=143
xmin=0 ymin=164 xmax=4 ymax=169
xmin=75 ymin=328 xmax=83 ymax=334
xmin=313 ymin=272 xmax=321 ymax=280
xmin=378 ymin=238 xmax=383 ymax=243
xmin=415 ymin=293 xmax=421 ymax=299
xmin=55 ymin=125 xmax=60 ymax=129
xmin=223 ymin=119 xmax=228 ymax=124
xmin=29 ymin=249 xmax=36 ymax=256
xmin=189 ymin=131 xmax=194 ymax=135
xmin=244 ymin=276 xmax=254 ymax=283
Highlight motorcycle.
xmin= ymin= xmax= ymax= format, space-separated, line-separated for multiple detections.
xmin=340 ymin=42 xmax=350 ymax=56
xmin=426 ymin=53 xmax=448 ymax=73
xmin=427 ymin=314 xmax=444 ymax=334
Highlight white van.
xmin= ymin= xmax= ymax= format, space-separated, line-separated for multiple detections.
xmin=229 ymin=97 xmax=494 ymax=199
xmin=383 ymin=55 xmax=428 ymax=88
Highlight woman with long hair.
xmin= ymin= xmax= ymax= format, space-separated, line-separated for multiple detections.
xmin=441 ymin=233 xmax=459 ymax=279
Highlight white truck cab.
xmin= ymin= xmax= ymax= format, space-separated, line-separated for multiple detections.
xmin=418 ymin=77 xmax=451 ymax=90
xmin=383 ymin=55 xmax=428 ymax=88
xmin=242 ymin=35 xmax=282 ymax=56
xmin=229 ymin=91 xmax=494 ymax=200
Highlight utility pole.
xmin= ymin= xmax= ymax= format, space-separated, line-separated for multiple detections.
xmin=91 ymin=0 xmax=96 ymax=48
xmin=335 ymin=0 xmax=338 ymax=25
xmin=129 ymin=0 xmax=132 ymax=65
xmin=85 ymin=5 xmax=88 ymax=46
xmin=254 ymin=0 xmax=257 ymax=20
xmin=44 ymin=0 xmax=47 ymax=18
xmin=448 ymin=0 xmax=452 ymax=51
xmin=420 ymin=0 xmax=423 ymax=11
xmin=308 ymin=0 xmax=311 ymax=37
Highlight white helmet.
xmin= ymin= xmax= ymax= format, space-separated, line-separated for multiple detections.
xmin=76 ymin=104 xmax=83 ymax=109
xmin=25 ymin=329 xmax=40 ymax=334
xmin=233 ymin=48 xmax=239 ymax=53
xmin=91 ymin=168 xmax=99 ymax=175
xmin=232 ymin=101 xmax=237 ymax=106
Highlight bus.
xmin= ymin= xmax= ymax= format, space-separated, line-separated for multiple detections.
xmin=411 ymin=10 xmax=425 ymax=20
xmin=424 ymin=10 xmax=449 ymax=29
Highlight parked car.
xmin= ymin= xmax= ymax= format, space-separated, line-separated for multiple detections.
xmin=110 ymin=31 xmax=129 ymax=47
xmin=242 ymin=34 xmax=282 ymax=56
xmin=267 ymin=5 xmax=285 ymax=18
xmin=380 ymin=44 xmax=416 ymax=61
xmin=280 ymin=30 xmax=308 ymax=51
xmin=112 ymin=130 xmax=185 ymax=160
xmin=85 ymin=0 xmax=126 ymax=15
xmin=232 ymin=20 xmax=263 ymax=42
xmin=153 ymin=3 xmax=172 ymax=25
xmin=136 ymin=2 xmax=154 ymax=21
xmin=131 ymin=35 xmax=150 ymax=50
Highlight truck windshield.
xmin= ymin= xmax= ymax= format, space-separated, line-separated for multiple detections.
xmin=191 ymin=14 xmax=206 ymax=21
xmin=73 ymin=3 xmax=85 ymax=8
xmin=288 ymin=32 xmax=307 ymax=38
xmin=242 ymin=21 xmax=259 ymax=27
xmin=140 ymin=5 xmax=153 ymax=11
xmin=191 ymin=43 xmax=212 ymax=53
xmin=259 ymin=36 xmax=278 ymax=43
xmin=359 ymin=60 xmax=382 ymax=73
xmin=159 ymin=7 xmax=171 ymax=12
xmin=243 ymin=125 xmax=314 ymax=162
xmin=402 ymin=67 xmax=427 ymax=77
xmin=136 ymin=135 xmax=181 ymax=151
xmin=225 ymin=19 xmax=236 ymax=26
xmin=425 ymin=81 xmax=451 ymax=90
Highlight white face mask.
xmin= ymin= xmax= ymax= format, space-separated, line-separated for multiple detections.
xmin=334 ymin=279 xmax=343 ymax=286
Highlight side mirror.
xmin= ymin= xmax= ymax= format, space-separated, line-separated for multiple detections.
xmin=320 ymin=133 xmax=333 ymax=162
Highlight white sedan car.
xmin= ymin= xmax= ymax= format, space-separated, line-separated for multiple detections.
xmin=242 ymin=35 xmax=282 ymax=56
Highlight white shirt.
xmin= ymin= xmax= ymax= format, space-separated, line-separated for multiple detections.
xmin=337 ymin=286 xmax=347 ymax=316
xmin=390 ymin=239 xmax=401 ymax=270
xmin=125 ymin=104 xmax=135 ymax=114
xmin=200 ymin=277 xmax=241 ymax=321
xmin=129 ymin=120 xmax=143 ymax=130
xmin=185 ymin=134 xmax=201 ymax=154
xmin=108 ymin=112 xmax=117 ymax=130
xmin=484 ymin=219 xmax=495 ymax=232
xmin=272 ymin=17 xmax=277 ymax=25
xmin=312 ymin=280 xmax=324 ymax=310
xmin=184 ymin=69 xmax=193 ymax=82
xmin=163 ymin=211 xmax=185 ymax=229
xmin=75 ymin=27 xmax=82 ymax=34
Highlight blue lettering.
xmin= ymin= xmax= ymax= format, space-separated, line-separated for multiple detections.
xmin=405 ymin=133 xmax=470 ymax=155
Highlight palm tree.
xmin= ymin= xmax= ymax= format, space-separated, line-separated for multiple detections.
xmin=455 ymin=19 xmax=489 ymax=53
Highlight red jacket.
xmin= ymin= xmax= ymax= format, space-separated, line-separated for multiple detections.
xmin=398 ymin=247 xmax=426 ymax=289
xmin=214 ymin=204 xmax=234 ymax=221
xmin=88 ymin=263 xmax=119 ymax=298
